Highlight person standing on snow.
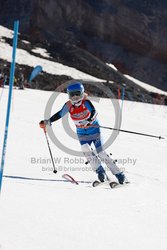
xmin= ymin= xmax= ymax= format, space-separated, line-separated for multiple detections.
xmin=39 ymin=82 xmax=125 ymax=184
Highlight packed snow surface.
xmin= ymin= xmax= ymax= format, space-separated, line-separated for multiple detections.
xmin=0 ymin=88 xmax=167 ymax=250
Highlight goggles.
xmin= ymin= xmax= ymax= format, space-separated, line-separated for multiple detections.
xmin=68 ymin=91 xmax=82 ymax=98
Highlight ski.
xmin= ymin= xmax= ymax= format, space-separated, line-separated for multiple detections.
xmin=92 ymin=180 xmax=130 ymax=188
xmin=92 ymin=180 xmax=119 ymax=188
xmin=61 ymin=173 xmax=130 ymax=189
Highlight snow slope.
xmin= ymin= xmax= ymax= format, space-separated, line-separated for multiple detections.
xmin=125 ymin=74 xmax=167 ymax=95
xmin=0 ymin=88 xmax=167 ymax=250
xmin=107 ymin=63 xmax=167 ymax=95
xmin=1 ymin=24 xmax=167 ymax=96
xmin=0 ymin=25 xmax=103 ymax=82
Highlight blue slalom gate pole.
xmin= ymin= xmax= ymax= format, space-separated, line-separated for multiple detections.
xmin=0 ymin=20 xmax=19 ymax=193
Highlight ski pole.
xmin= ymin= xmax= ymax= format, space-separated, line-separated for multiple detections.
xmin=85 ymin=123 xmax=165 ymax=140
xmin=99 ymin=126 xmax=165 ymax=140
xmin=43 ymin=128 xmax=57 ymax=174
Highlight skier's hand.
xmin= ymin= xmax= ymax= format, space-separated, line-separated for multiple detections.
xmin=79 ymin=114 xmax=97 ymax=128
xmin=79 ymin=120 xmax=90 ymax=128
xmin=79 ymin=116 xmax=96 ymax=128
xmin=39 ymin=120 xmax=50 ymax=129
xmin=87 ymin=112 xmax=97 ymax=123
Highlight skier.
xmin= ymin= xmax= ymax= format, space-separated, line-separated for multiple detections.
xmin=39 ymin=82 xmax=125 ymax=184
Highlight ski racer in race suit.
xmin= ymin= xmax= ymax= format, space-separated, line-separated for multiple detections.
xmin=39 ymin=83 xmax=125 ymax=184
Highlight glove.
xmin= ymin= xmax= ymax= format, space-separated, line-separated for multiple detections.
xmin=39 ymin=120 xmax=50 ymax=129
xmin=78 ymin=120 xmax=90 ymax=127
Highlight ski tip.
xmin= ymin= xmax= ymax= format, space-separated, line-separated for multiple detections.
xmin=92 ymin=180 xmax=100 ymax=187
xmin=109 ymin=182 xmax=119 ymax=188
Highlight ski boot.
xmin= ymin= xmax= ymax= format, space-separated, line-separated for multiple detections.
xmin=115 ymin=172 xmax=125 ymax=184
xmin=96 ymin=166 xmax=105 ymax=182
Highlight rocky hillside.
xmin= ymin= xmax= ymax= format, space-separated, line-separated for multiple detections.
xmin=31 ymin=0 xmax=167 ymax=91
xmin=0 ymin=0 xmax=167 ymax=98
xmin=1 ymin=34 xmax=166 ymax=106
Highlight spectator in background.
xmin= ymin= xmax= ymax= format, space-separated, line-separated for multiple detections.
xmin=18 ymin=72 xmax=25 ymax=89
xmin=0 ymin=72 xmax=6 ymax=88
xmin=14 ymin=76 xmax=17 ymax=88
xmin=0 ymin=76 xmax=3 ymax=87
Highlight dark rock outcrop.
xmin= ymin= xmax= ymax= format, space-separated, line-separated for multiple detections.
xmin=0 ymin=0 xmax=167 ymax=91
